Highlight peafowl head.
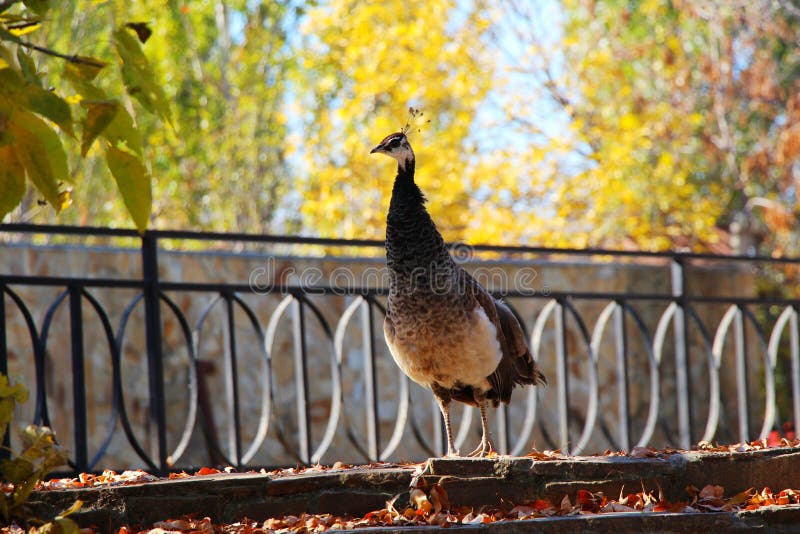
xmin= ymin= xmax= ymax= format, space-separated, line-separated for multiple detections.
xmin=370 ymin=132 xmax=415 ymax=172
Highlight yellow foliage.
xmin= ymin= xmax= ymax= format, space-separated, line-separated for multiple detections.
xmin=9 ymin=0 xmax=794 ymax=256
xmin=477 ymin=0 xmax=743 ymax=251
xmin=298 ymin=0 xmax=491 ymax=242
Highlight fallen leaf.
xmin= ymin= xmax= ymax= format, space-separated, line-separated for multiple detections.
xmin=430 ymin=483 xmax=450 ymax=514
xmin=410 ymin=488 xmax=432 ymax=514
xmin=153 ymin=519 xmax=189 ymax=530
xmin=630 ymin=446 xmax=656 ymax=458
xmin=507 ymin=505 xmax=536 ymax=518
xmin=560 ymin=494 xmax=573 ymax=513
xmin=601 ymin=502 xmax=635 ymax=513
xmin=194 ymin=467 xmax=221 ymax=476
xmin=723 ymin=488 xmax=754 ymax=510
xmin=699 ymin=485 xmax=724 ymax=500
xmin=468 ymin=513 xmax=490 ymax=524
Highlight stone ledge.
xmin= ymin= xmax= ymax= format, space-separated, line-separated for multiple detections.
xmin=272 ymin=508 xmax=800 ymax=534
xmin=26 ymin=447 xmax=800 ymax=530
xmin=420 ymin=447 xmax=800 ymax=503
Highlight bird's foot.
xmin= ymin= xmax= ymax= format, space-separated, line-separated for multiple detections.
xmin=467 ymin=439 xmax=495 ymax=458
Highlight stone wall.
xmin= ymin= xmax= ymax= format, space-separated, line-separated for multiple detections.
xmin=1 ymin=242 xmax=764 ymax=470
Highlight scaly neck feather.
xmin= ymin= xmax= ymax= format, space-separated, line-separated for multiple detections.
xmin=385 ymin=155 xmax=452 ymax=278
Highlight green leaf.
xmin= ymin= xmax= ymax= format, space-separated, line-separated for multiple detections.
xmin=22 ymin=0 xmax=49 ymax=16
xmin=16 ymin=48 xmax=39 ymax=84
xmin=0 ymin=44 xmax=12 ymax=67
xmin=19 ymin=424 xmax=57 ymax=461
xmin=0 ymin=397 xmax=14 ymax=425
xmin=63 ymin=57 xmax=106 ymax=83
xmin=0 ymin=67 xmax=25 ymax=103
xmin=80 ymin=100 xmax=118 ymax=156
xmin=0 ymin=398 xmax=14 ymax=442
xmin=0 ymin=27 xmax=22 ymax=45
xmin=106 ymin=145 xmax=151 ymax=232
xmin=0 ymin=144 xmax=25 ymax=220
xmin=57 ymin=500 xmax=83 ymax=519
xmin=101 ymin=103 xmax=142 ymax=156
xmin=26 ymin=86 xmax=73 ymax=137
xmin=9 ymin=110 xmax=70 ymax=208
xmin=39 ymin=441 xmax=68 ymax=474
xmin=11 ymin=470 xmax=38 ymax=507
xmin=0 ymin=374 xmax=29 ymax=403
xmin=0 ymin=375 xmax=26 ymax=421
xmin=0 ymin=457 xmax=34 ymax=485
xmin=113 ymin=27 xmax=172 ymax=124
xmin=0 ymin=109 xmax=10 ymax=147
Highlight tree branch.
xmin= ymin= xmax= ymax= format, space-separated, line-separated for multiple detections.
xmin=18 ymin=40 xmax=106 ymax=68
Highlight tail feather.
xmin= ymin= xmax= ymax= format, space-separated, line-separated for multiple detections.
xmin=464 ymin=269 xmax=547 ymax=403
xmin=488 ymin=299 xmax=547 ymax=403
xmin=513 ymin=352 xmax=547 ymax=386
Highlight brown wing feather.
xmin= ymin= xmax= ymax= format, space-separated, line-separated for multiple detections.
xmin=464 ymin=271 xmax=546 ymax=405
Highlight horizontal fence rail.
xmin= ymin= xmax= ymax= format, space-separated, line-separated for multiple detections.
xmin=1 ymin=223 xmax=800 ymax=475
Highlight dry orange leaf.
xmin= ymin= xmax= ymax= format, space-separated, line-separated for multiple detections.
xmin=699 ymin=484 xmax=725 ymax=499
xmin=430 ymin=483 xmax=450 ymax=514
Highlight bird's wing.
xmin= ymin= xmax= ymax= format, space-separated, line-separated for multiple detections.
xmin=463 ymin=270 xmax=546 ymax=404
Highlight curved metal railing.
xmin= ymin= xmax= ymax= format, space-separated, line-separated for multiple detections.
xmin=1 ymin=224 xmax=799 ymax=473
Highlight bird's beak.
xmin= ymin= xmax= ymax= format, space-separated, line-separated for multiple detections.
xmin=370 ymin=144 xmax=383 ymax=154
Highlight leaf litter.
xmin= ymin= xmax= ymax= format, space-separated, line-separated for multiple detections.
xmin=18 ymin=482 xmax=790 ymax=533
xmin=5 ymin=440 xmax=800 ymax=532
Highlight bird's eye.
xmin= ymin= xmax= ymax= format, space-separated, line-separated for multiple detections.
xmin=389 ymin=137 xmax=401 ymax=148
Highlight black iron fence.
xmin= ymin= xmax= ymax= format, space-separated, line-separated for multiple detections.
xmin=1 ymin=223 xmax=799 ymax=475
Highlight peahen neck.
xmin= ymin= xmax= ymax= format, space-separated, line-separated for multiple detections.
xmin=385 ymin=156 xmax=453 ymax=279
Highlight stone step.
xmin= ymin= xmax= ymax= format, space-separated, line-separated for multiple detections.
xmin=26 ymin=447 xmax=800 ymax=531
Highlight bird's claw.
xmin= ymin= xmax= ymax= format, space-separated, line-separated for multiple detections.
xmin=467 ymin=439 xmax=495 ymax=458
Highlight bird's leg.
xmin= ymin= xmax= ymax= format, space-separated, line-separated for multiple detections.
xmin=468 ymin=398 xmax=495 ymax=457
xmin=432 ymin=387 xmax=458 ymax=456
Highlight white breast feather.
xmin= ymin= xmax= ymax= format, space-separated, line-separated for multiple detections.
xmin=384 ymin=306 xmax=502 ymax=391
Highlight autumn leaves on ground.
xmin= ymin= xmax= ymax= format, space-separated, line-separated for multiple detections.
xmin=7 ymin=438 xmax=800 ymax=533
xmin=44 ymin=481 xmax=799 ymax=533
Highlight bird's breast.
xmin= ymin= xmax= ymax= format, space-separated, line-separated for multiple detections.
xmin=384 ymin=302 xmax=502 ymax=391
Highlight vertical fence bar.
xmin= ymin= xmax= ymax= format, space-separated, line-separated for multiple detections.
xmin=733 ymin=307 xmax=750 ymax=443
xmin=496 ymin=403 xmax=509 ymax=455
xmin=671 ymin=259 xmax=692 ymax=449
xmin=361 ymin=300 xmax=379 ymax=461
xmin=613 ymin=302 xmax=630 ymax=451
xmin=33 ymin=305 xmax=47 ymax=428
xmin=0 ymin=286 xmax=8 ymax=459
xmin=555 ymin=300 xmax=570 ymax=452
xmin=791 ymin=310 xmax=800 ymax=436
xmin=223 ymin=293 xmax=243 ymax=465
xmin=0 ymin=287 xmax=6 ymax=377
xmin=292 ymin=297 xmax=311 ymax=464
xmin=141 ymin=233 xmax=168 ymax=473
xmin=68 ymin=286 xmax=88 ymax=472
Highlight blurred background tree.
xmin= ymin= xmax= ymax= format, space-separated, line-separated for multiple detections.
xmin=1 ymin=0 xmax=170 ymax=233
xmin=1 ymin=1 xmax=295 ymax=233
xmin=487 ymin=0 xmax=800 ymax=254
xmin=2 ymin=0 xmax=800 ymax=256
xmin=295 ymin=0 xmax=492 ymax=241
